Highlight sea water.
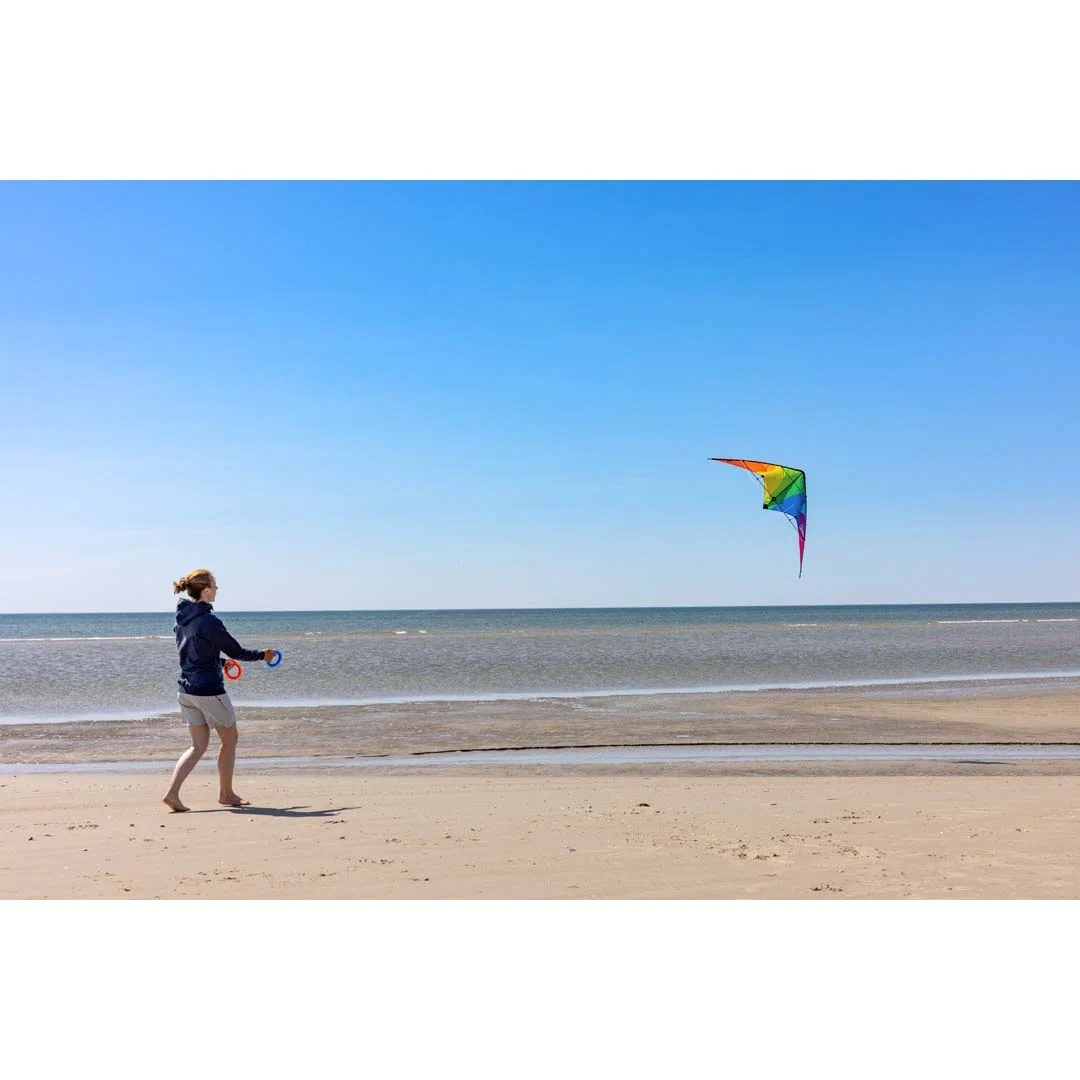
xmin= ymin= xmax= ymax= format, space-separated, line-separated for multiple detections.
xmin=1 ymin=603 xmax=1078 ymax=724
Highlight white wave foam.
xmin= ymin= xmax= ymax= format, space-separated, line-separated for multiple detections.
xmin=0 ymin=707 xmax=174 ymax=725
xmin=6 ymin=671 xmax=1080 ymax=726
xmin=0 ymin=635 xmax=172 ymax=643
xmin=231 ymin=669 xmax=1080 ymax=710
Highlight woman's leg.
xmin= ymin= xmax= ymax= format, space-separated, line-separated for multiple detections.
xmin=216 ymin=724 xmax=250 ymax=806
xmin=163 ymin=724 xmax=211 ymax=812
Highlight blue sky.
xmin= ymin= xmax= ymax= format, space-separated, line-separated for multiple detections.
xmin=1 ymin=182 xmax=1078 ymax=612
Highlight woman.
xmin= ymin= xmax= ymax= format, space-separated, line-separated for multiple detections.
xmin=163 ymin=568 xmax=276 ymax=813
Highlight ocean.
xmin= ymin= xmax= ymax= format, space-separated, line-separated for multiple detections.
xmin=2 ymin=603 xmax=1078 ymax=725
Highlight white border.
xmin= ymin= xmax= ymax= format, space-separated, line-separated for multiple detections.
xmin=4 ymin=901 xmax=1075 ymax=1078
xmin=2 ymin=2 xmax=1079 ymax=178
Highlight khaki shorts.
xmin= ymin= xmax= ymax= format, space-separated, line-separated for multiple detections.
xmin=177 ymin=691 xmax=237 ymax=729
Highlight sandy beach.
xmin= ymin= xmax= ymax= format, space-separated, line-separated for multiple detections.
xmin=2 ymin=685 xmax=1079 ymax=899
xmin=4 ymin=770 xmax=1080 ymax=898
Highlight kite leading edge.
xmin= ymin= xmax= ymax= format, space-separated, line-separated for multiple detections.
xmin=710 ymin=458 xmax=807 ymax=577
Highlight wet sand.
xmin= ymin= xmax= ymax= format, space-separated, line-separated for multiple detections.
xmin=4 ymin=684 xmax=1080 ymax=765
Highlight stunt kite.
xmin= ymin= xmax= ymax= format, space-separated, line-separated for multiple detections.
xmin=710 ymin=458 xmax=807 ymax=577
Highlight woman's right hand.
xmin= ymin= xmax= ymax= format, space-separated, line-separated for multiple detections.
xmin=264 ymin=649 xmax=277 ymax=662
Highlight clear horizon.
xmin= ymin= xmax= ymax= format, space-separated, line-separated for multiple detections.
xmin=5 ymin=599 xmax=1079 ymax=617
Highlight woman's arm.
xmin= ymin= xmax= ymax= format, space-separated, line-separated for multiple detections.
xmin=206 ymin=616 xmax=269 ymax=663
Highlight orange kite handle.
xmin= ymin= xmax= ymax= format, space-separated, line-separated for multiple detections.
xmin=224 ymin=659 xmax=243 ymax=680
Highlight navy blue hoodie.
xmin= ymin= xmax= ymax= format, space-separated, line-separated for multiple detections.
xmin=175 ymin=600 xmax=265 ymax=696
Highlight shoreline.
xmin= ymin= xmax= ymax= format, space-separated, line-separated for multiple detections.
xmin=3 ymin=683 xmax=1079 ymax=767
xmin=10 ymin=741 xmax=1080 ymax=776
xmin=7 ymin=670 xmax=1080 ymax=727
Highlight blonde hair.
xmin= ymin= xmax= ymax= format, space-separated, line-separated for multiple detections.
xmin=172 ymin=568 xmax=215 ymax=600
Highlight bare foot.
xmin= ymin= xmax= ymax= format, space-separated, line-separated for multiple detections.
xmin=163 ymin=795 xmax=189 ymax=813
xmin=219 ymin=794 xmax=251 ymax=807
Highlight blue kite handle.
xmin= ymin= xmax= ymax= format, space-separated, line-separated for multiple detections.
xmin=266 ymin=649 xmax=283 ymax=669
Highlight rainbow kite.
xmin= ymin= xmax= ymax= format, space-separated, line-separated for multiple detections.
xmin=710 ymin=458 xmax=807 ymax=577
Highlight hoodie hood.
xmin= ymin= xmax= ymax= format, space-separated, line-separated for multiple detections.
xmin=175 ymin=599 xmax=213 ymax=627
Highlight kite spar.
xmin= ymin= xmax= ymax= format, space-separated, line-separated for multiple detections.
xmin=710 ymin=458 xmax=807 ymax=577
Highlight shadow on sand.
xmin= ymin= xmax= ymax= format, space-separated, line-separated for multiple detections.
xmin=192 ymin=805 xmax=361 ymax=818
